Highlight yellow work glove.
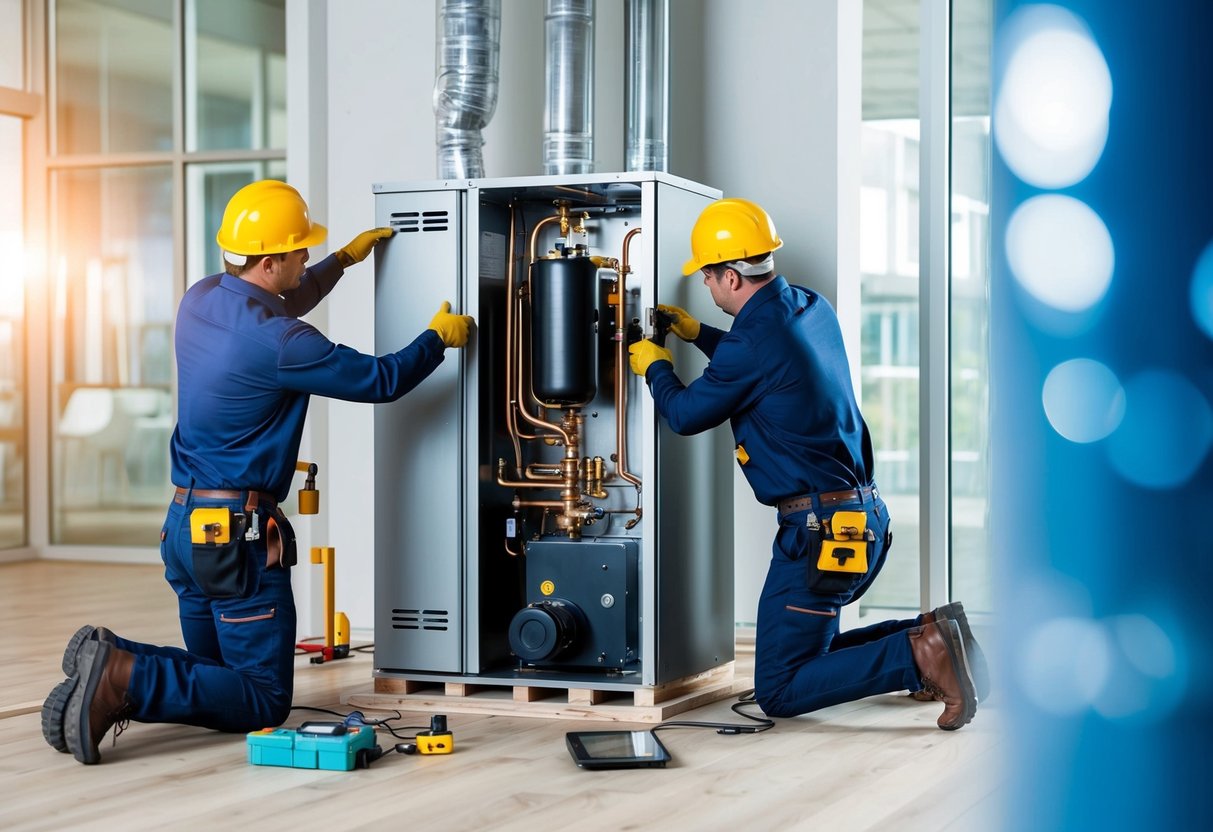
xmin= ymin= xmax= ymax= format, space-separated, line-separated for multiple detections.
xmin=335 ymin=227 xmax=394 ymax=268
xmin=628 ymin=339 xmax=673 ymax=377
xmin=428 ymin=301 xmax=474 ymax=348
xmin=657 ymin=303 xmax=701 ymax=341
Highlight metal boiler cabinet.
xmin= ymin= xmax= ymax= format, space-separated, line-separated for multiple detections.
xmin=372 ymin=172 xmax=734 ymax=693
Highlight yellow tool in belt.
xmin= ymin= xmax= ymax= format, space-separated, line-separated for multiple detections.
xmin=190 ymin=507 xmax=234 ymax=545
xmin=817 ymin=510 xmax=869 ymax=574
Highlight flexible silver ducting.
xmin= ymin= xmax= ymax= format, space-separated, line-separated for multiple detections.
xmin=544 ymin=0 xmax=595 ymax=175
xmin=624 ymin=0 xmax=668 ymax=171
xmin=434 ymin=0 xmax=501 ymax=179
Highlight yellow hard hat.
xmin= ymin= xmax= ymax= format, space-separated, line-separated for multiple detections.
xmin=215 ymin=180 xmax=328 ymax=256
xmin=682 ymin=197 xmax=783 ymax=275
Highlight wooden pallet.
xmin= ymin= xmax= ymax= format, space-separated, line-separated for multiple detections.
xmin=344 ymin=662 xmax=743 ymax=724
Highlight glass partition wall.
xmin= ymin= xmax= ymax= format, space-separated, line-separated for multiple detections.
xmin=1 ymin=0 xmax=29 ymax=550
xmin=0 ymin=115 xmax=26 ymax=548
xmin=860 ymin=0 xmax=992 ymax=614
xmin=48 ymin=0 xmax=285 ymax=545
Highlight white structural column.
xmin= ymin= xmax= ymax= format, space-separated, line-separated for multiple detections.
xmin=671 ymin=0 xmax=863 ymax=625
xmin=919 ymin=0 xmax=951 ymax=611
xmin=285 ymin=0 xmax=332 ymax=637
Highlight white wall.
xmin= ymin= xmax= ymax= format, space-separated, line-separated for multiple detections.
xmin=668 ymin=0 xmax=863 ymax=623
xmin=297 ymin=0 xmax=862 ymax=632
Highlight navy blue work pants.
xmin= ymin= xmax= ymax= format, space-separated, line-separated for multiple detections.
xmin=118 ymin=494 xmax=296 ymax=732
xmin=753 ymin=490 xmax=924 ymax=718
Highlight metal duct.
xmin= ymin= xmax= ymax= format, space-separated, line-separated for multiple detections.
xmin=434 ymin=0 xmax=501 ymax=179
xmin=624 ymin=0 xmax=668 ymax=171
xmin=544 ymin=0 xmax=595 ymax=175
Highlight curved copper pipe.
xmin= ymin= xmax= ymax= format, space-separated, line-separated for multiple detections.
xmin=497 ymin=459 xmax=562 ymax=490
xmin=615 ymin=227 xmax=643 ymax=489
xmin=502 ymin=206 xmax=524 ymax=471
xmin=514 ymin=284 xmax=572 ymax=447
xmin=510 ymin=286 xmax=542 ymax=442
xmin=525 ymin=463 xmax=563 ymax=479
xmin=529 ymin=213 xmax=563 ymax=263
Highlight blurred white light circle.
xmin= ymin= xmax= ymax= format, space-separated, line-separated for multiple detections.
xmin=1113 ymin=614 xmax=1176 ymax=679
xmin=1018 ymin=617 xmax=1111 ymax=715
xmin=1006 ymin=195 xmax=1115 ymax=311
xmin=1190 ymin=240 xmax=1213 ymax=340
xmin=1093 ymin=614 xmax=1186 ymax=722
xmin=1106 ymin=370 xmax=1213 ymax=489
xmin=1042 ymin=358 xmax=1125 ymax=443
xmin=994 ymin=8 xmax=1112 ymax=187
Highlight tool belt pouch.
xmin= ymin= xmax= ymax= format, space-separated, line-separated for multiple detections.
xmin=808 ymin=510 xmax=872 ymax=594
xmin=189 ymin=507 xmax=253 ymax=599
xmin=265 ymin=511 xmax=297 ymax=569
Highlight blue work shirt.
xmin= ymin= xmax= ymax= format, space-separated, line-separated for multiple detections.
xmin=170 ymin=254 xmax=446 ymax=501
xmin=646 ymin=276 xmax=874 ymax=506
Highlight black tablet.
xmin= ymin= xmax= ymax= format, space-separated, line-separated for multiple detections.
xmin=565 ymin=730 xmax=672 ymax=769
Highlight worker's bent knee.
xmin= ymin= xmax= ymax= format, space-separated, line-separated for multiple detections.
xmin=262 ymin=692 xmax=293 ymax=728
xmin=753 ymin=684 xmax=796 ymax=719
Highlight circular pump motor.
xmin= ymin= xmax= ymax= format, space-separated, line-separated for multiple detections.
xmin=507 ymin=599 xmax=585 ymax=663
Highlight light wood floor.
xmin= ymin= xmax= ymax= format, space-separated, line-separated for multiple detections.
xmin=0 ymin=561 xmax=1004 ymax=831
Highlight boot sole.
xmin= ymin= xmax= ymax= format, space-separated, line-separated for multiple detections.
xmin=64 ymin=640 xmax=110 ymax=765
xmin=41 ymin=676 xmax=77 ymax=753
xmin=61 ymin=625 xmax=98 ymax=676
xmin=935 ymin=603 xmax=991 ymax=702
xmin=937 ymin=620 xmax=978 ymax=730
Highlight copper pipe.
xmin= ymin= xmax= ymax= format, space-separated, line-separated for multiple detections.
xmin=525 ymin=463 xmax=562 ymax=479
xmin=615 ymin=227 xmax=643 ymax=488
xmin=502 ymin=205 xmax=524 ymax=471
xmin=497 ymin=459 xmax=562 ymax=489
xmin=514 ymin=283 xmax=572 ymax=446
xmin=504 ymin=537 xmax=523 ymax=557
xmin=513 ymin=498 xmax=565 ymax=510
xmin=511 ymin=287 xmax=542 ymax=442
xmin=528 ymin=212 xmax=564 ymax=263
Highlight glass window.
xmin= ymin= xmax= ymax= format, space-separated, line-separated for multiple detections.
xmin=0 ymin=115 xmax=26 ymax=548
xmin=188 ymin=0 xmax=286 ymax=152
xmin=185 ymin=159 xmax=286 ymax=285
xmin=950 ymin=0 xmax=993 ymax=612
xmin=0 ymin=0 xmax=23 ymax=88
xmin=49 ymin=166 xmax=175 ymax=545
xmin=54 ymin=0 xmax=175 ymax=155
xmin=45 ymin=2 xmax=286 ymax=548
xmin=859 ymin=0 xmax=921 ymax=612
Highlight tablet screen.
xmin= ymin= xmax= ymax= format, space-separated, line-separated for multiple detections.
xmin=566 ymin=730 xmax=671 ymax=768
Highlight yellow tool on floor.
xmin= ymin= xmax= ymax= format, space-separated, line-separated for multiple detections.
xmin=293 ymin=462 xmax=351 ymax=664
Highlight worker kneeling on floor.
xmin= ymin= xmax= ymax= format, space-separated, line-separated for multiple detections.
xmin=628 ymin=197 xmax=989 ymax=730
xmin=40 ymin=180 xmax=474 ymax=765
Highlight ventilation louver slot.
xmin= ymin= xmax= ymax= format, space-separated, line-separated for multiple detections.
xmin=389 ymin=210 xmax=450 ymax=233
xmin=391 ymin=608 xmax=450 ymax=631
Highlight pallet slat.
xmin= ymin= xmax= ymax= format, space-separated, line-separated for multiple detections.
xmin=347 ymin=663 xmax=741 ymax=724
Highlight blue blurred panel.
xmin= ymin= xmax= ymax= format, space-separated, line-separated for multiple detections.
xmin=992 ymin=1 xmax=1213 ymax=829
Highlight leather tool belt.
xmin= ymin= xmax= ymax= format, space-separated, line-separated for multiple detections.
xmin=175 ymin=486 xmax=293 ymax=570
xmin=777 ymin=484 xmax=877 ymax=516
xmin=174 ymin=486 xmax=277 ymax=512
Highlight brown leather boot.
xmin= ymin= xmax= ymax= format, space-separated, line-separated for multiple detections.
xmin=924 ymin=601 xmax=991 ymax=701
xmin=64 ymin=640 xmax=136 ymax=764
xmin=908 ymin=620 xmax=977 ymax=730
xmin=42 ymin=625 xmax=119 ymax=754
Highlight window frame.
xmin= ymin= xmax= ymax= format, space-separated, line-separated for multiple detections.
xmin=27 ymin=0 xmax=286 ymax=557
